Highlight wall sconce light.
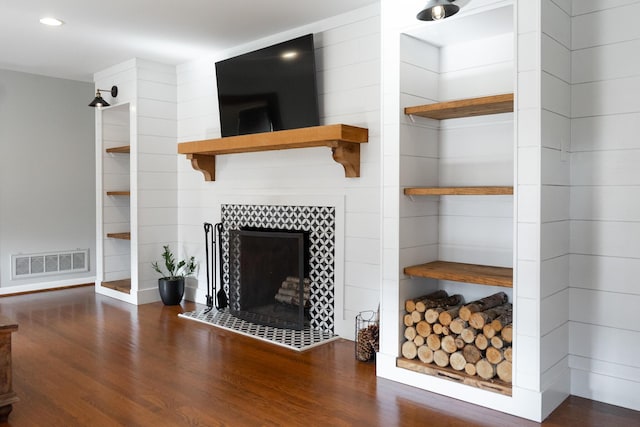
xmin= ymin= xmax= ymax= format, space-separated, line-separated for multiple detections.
xmin=88 ymin=86 xmax=118 ymax=107
xmin=417 ymin=0 xmax=461 ymax=21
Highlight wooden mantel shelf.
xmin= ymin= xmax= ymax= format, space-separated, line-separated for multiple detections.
xmin=177 ymin=124 xmax=368 ymax=181
xmin=404 ymin=261 xmax=513 ymax=288
xmin=404 ymin=94 xmax=514 ymax=120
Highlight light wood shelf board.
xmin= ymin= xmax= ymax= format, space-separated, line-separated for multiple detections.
xmin=404 ymin=261 xmax=512 ymax=288
xmin=101 ymin=279 xmax=131 ymax=294
xmin=404 ymin=186 xmax=513 ymax=196
xmin=404 ymin=94 xmax=514 ymax=120
xmin=178 ymin=124 xmax=368 ymax=181
xmin=106 ymin=232 xmax=131 ymax=241
xmin=106 ymin=145 xmax=130 ymax=154
xmin=396 ymin=357 xmax=512 ymax=396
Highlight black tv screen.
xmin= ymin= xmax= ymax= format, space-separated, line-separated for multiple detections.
xmin=215 ymin=34 xmax=320 ymax=137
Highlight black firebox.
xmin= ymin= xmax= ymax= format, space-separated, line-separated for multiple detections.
xmin=228 ymin=227 xmax=311 ymax=330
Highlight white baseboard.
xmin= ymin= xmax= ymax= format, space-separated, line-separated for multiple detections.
xmin=0 ymin=276 xmax=95 ymax=295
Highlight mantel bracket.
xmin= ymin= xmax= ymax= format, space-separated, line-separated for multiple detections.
xmin=187 ymin=154 xmax=216 ymax=181
xmin=331 ymin=141 xmax=361 ymax=178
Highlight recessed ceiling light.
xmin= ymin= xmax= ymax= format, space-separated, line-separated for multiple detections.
xmin=39 ymin=17 xmax=64 ymax=27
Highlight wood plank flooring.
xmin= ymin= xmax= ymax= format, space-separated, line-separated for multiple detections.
xmin=0 ymin=287 xmax=638 ymax=426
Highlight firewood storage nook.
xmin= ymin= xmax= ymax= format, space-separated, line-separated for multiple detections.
xmin=399 ymin=290 xmax=513 ymax=395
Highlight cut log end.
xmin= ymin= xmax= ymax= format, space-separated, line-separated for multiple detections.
xmin=476 ymin=359 xmax=496 ymax=380
xmin=402 ymin=340 xmax=418 ymax=360
xmin=497 ymin=360 xmax=512 ymax=383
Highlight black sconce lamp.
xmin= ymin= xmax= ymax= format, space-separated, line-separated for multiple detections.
xmin=89 ymin=85 xmax=118 ymax=107
xmin=417 ymin=0 xmax=461 ymax=21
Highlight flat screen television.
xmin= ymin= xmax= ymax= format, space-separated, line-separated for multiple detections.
xmin=215 ymin=34 xmax=320 ymax=137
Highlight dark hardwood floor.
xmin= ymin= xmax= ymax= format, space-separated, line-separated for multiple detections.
xmin=0 ymin=287 xmax=638 ymax=426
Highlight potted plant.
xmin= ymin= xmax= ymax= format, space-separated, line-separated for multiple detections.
xmin=152 ymin=245 xmax=197 ymax=305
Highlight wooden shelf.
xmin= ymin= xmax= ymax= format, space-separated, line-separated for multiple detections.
xmin=177 ymin=124 xmax=368 ymax=181
xmin=106 ymin=232 xmax=131 ymax=240
xmin=404 ymin=261 xmax=512 ymax=288
xmin=404 ymin=94 xmax=514 ymax=120
xmin=404 ymin=186 xmax=513 ymax=196
xmin=397 ymin=357 xmax=512 ymax=396
xmin=101 ymin=279 xmax=131 ymax=294
xmin=106 ymin=191 xmax=130 ymax=196
xmin=106 ymin=145 xmax=130 ymax=154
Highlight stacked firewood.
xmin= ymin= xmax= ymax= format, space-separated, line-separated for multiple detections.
xmin=274 ymin=276 xmax=311 ymax=307
xmin=402 ymin=290 xmax=513 ymax=383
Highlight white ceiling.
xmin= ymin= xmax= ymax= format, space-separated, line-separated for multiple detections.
xmin=0 ymin=0 xmax=378 ymax=82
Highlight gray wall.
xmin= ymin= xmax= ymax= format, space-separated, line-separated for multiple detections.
xmin=0 ymin=68 xmax=95 ymax=289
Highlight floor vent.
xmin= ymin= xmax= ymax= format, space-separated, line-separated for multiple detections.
xmin=11 ymin=249 xmax=89 ymax=279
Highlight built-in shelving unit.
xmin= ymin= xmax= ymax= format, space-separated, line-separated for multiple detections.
xmin=98 ymin=103 xmax=133 ymax=299
xmin=403 ymin=94 xmax=514 ymax=289
xmin=399 ymin=93 xmax=515 ymax=394
xmin=404 ymin=93 xmax=513 ymax=120
xmin=404 ymin=261 xmax=512 ymax=288
xmin=177 ymin=124 xmax=368 ymax=181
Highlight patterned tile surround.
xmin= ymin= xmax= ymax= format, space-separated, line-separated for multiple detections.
xmin=181 ymin=203 xmax=339 ymax=351
xmin=221 ymin=204 xmax=336 ymax=333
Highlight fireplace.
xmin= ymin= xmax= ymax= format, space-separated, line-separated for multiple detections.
xmin=221 ymin=204 xmax=336 ymax=333
xmin=228 ymin=227 xmax=311 ymax=330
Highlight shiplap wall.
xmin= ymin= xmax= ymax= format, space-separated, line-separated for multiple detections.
xmin=176 ymin=5 xmax=381 ymax=339
xmin=95 ymin=59 xmax=178 ymax=304
xmin=540 ymin=0 xmax=571 ymax=416
xmin=570 ymin=0 xmax=640 ymax=411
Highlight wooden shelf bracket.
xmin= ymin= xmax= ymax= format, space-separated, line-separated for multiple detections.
xmin=331 ymin=141 xmax=361 ymax=178
xmin=186 ymin=154 xmax=216 ymax=182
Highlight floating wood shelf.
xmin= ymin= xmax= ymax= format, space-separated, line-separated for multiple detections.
xmin=177 ymin=124 xmax=368 ymax=181
xmin=106 ymin=191 xmax=130 ymax=196
xmin=404 ymin=93 xmax=514 ymax=120
xmin=106 ymin=145 xmax=130 ymax=154
xmin=106 ymin=232 xmax=131 ymax=240
xmin=101 ymin=279 xmax=131 ymax=294
xmin=404 ymin=186 xmax=513 ymax=196
xmin=404 ymin=261 xmax=512 ymax=288
xmin=397 ymin=357 xmax=512 ymax=396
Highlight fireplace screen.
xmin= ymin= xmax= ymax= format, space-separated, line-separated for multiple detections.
xmin=228 ymin=228 xmax=310 ymax=330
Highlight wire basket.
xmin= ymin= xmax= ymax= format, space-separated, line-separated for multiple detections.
xmin=355 ymin=310 xmax=379 ymax=362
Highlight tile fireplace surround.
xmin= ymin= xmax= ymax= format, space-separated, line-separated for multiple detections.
xmin=220 ymin=202 xmax=338 ymax=333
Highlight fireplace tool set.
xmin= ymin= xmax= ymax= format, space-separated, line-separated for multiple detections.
xmin=204 ymin=222 xmax=228 ymax=312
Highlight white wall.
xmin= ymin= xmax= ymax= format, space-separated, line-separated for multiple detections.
xmin=569 ymin=0 xmax=640 ymax=411
xmin=539 ymin=0 xmax=572 ymax=416
xmin=0 ymin=69 xmax=95 ymax=292
xmin=176 ymin=5 xmax=381 ymax=339
xmin=94 ymin=58 xmax=178 ymax=305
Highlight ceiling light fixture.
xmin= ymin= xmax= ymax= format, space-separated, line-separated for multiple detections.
xmin=417 ymin=0 xmax=461 ymax=21
xmin=39 ymin=17 xmax=64 ymax=27
xmin=88 ymin=86 xmax=118 ymax=108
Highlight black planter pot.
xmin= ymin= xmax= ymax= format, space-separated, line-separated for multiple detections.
xmin=158 ymin=277 xmax=185 ymax=305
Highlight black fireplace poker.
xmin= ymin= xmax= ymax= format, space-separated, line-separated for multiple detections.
xmin=203 ymin=222 xmax=228 ymax=312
